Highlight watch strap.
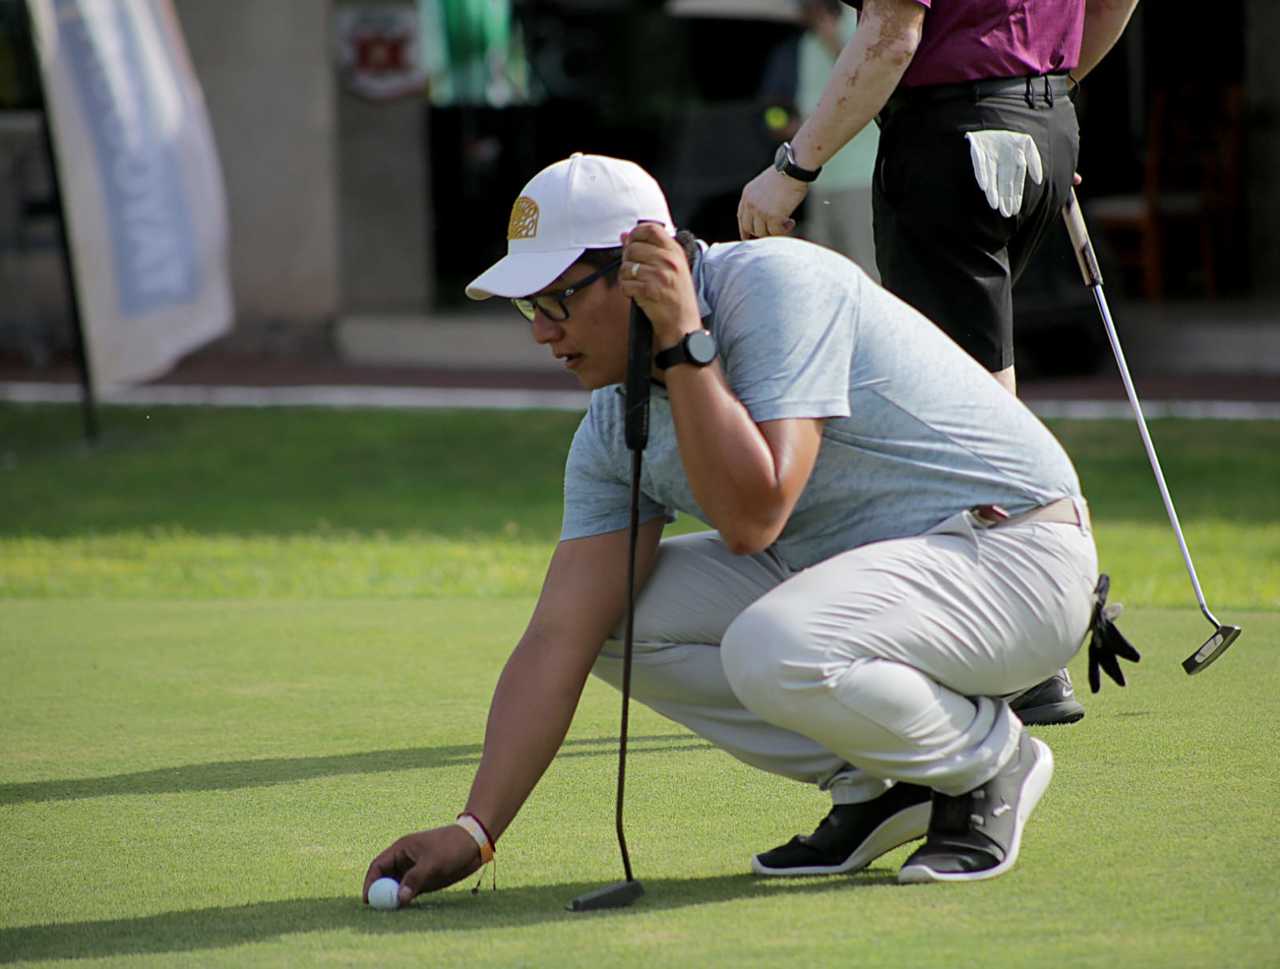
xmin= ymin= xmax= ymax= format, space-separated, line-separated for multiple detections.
xmin=654 ymin=339 xmax=691 ymax=370
xmin=776 ymin=142 xmax=822 ymax=183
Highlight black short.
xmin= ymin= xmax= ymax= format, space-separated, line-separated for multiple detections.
xmin=873 ymin=78 xmax=1079 ymax=372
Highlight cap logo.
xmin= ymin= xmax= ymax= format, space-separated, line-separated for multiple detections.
xmin=508 ymin=196 xmax=539 ymax=240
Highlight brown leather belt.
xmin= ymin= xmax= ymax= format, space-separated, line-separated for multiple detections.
xmin=973 ymin=496 xmax=1090 ymax=530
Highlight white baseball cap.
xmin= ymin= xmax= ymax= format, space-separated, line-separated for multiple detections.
xmin=465 ymin=153 xmax=675 ymax=300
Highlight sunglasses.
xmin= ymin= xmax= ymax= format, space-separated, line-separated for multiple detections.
xmin=511 ymin=258 xmax=622 ymax=322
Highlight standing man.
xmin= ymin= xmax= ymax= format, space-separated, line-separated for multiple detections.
xmin=363 ymin=154 xmax=1125 ymax=903
xmin=737 ymin=0 xmax=1140 ymax=725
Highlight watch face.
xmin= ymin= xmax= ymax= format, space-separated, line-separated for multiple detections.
xmin=773 ymin=142 xmax=789 ymax=174
xmin=687 ymin=330 xmax=717 ymax=365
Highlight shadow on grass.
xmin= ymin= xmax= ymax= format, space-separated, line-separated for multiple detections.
xmin=0 ymin=735 xmax=710 ymax=806
xmin=0 ymin=871 xmax=900 ymax=963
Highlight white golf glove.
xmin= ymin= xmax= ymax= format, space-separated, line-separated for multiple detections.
xmin=965 ymin=130 xmax=1044 ymax=218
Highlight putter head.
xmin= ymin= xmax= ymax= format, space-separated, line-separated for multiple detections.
xmin=567 ymin=879 xmax=644 ymax=912
xmin=1182 ymin=625 xmax=1242 ymax=675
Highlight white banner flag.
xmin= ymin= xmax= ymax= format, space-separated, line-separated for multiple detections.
xmin=27 ymin=0 xmax=232 ymax=391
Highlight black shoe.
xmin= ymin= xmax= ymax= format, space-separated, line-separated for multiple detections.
xmin=1010 ymin=669 xmax=1085 ymax=725
xmin=752 ymin=783 xmax=931 ymax=877
xmin=898 ymin=732 xmax=1053 ymax=884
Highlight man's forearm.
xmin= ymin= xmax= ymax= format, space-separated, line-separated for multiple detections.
xmin=791 ymin=0 xmax=923 ymax=171
xmin=1076 ymin=0 xmax=1140 ymax=80
xmin=664 ymin=364 xmax=790 ymax=554
xmin=462 ymin=633 xmax=595 ymax=840
xmin=661 ymin=358 xmax=824 ymax=557
xmin=458 ymin=525 xmax=660 ymax=846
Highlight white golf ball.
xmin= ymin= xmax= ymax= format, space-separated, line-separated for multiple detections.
xmin=368 ymin=877 xmax=401 ymax=911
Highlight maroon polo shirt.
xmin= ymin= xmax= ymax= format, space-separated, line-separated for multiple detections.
xmin=843 ymin=0 xmax=1084 ymax=87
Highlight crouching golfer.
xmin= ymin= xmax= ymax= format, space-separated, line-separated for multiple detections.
xmin=365 ymin=153 xmax=1099 ymax=904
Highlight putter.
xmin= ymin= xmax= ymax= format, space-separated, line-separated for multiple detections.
xmin=1061 ymin=190 xmax=1242 ymax=674
xmin=567 ymin=299 xmax=651 ymax=912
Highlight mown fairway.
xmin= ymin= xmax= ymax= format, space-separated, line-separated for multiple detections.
xmin=1 ymin=405 xmax=1276 ymax=968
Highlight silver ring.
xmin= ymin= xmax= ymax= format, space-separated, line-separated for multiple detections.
xmin=630 ymin=262 xmax=640 ymax=278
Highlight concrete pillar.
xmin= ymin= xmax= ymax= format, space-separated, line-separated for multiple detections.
xmin=172 ymin=0 xmax=341 ymax=331
xmin=336 ymin=90 xmax=431 ymax=314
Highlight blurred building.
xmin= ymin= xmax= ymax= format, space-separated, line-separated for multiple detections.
xmin=2 ymin=0 xmax=1279 ymax=377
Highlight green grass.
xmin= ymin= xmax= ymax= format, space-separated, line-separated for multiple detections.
xmin=1 ymin=404 xmax=1278 ymax=967
xmin=1 ymin=405 xmax=1278 ymax=607
xmin=0 ymin=601 xmax=1275 ymax=968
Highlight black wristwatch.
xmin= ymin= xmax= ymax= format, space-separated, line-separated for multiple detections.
xmin=774 ymin=141 xmax=822 ymax=183
xmin=655 ymin=329 xmax=718 ymax=370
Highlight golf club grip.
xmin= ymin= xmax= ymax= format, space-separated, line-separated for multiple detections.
xmin=625 ymin=303 xmax=652 ymax=452
xmin=1062 ymin=189 xmax=1104 ymax=288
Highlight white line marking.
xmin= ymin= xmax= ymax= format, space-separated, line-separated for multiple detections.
xmin=0 ymin=383 xmax=591 ymax=411
xmin=1027 ymin=399 xmax=1280 ymax=421
xmin=2 ymin=384 xmax=1279 ymax=419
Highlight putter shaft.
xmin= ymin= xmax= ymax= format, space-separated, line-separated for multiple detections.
xmin=1088 ymin=285 xmax=1223 ymax=630
xmin=614 ymin=449 xmax=641 ymax=884
xmin=1062 ymin=190 xmax=1241 ymax=673
xmin=569 ymin=303 xmax=650 ymax=912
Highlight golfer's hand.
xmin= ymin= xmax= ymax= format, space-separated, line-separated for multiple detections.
xmin=737 ymin=167 xmax=804 ymax=240
xmin=620 ymin=222 xmax=702 ymax=347
xmin=362 ymin=825 xmax=483 ymax=905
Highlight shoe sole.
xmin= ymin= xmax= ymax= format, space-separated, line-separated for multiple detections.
xmin=896 ymin=738 xmax=1054 ymax=885
xmin=751 ymin=801 xmax=930 ymax=877
xmin=1014 ymin=700 xmax=1085 ymax=726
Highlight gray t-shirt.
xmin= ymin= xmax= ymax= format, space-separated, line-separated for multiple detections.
xmin=561 ymin=237 xmax=1082 ymax=571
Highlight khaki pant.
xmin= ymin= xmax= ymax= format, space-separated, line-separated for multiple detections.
xmin=592 ymin=503 xmax=1097 ymax=802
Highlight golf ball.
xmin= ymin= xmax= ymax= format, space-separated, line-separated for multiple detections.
xmin=368 ymin=877 xmax=400 ymax=911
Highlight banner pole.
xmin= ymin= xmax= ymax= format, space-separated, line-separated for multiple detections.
xmin=24 ymin=0 xmax=98 ymax=443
